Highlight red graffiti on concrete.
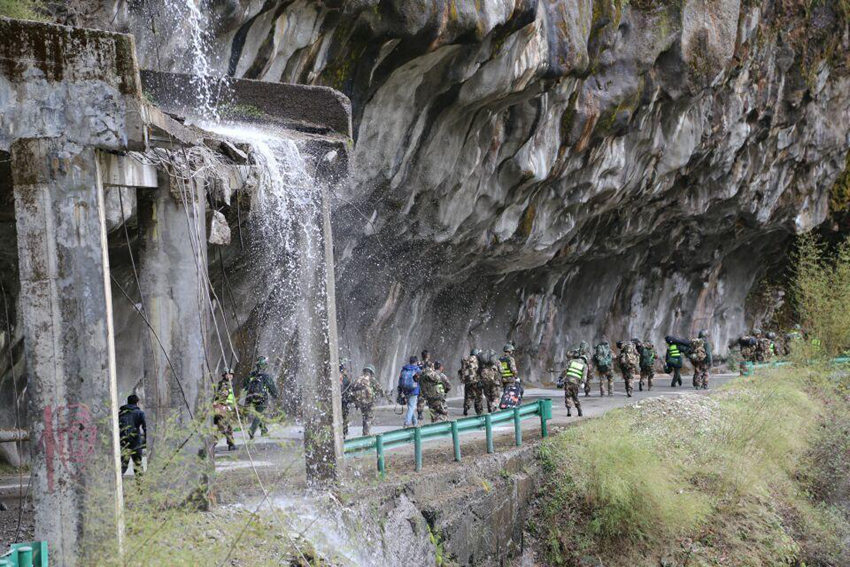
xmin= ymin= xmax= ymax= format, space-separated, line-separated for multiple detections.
xmin=42 ymin=404 xmax=97 ymax=492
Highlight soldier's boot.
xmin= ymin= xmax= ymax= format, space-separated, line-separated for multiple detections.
xmin=639 ymin=380 xmax=643 ymax=392
xmin=566 ymin=408 xmax=572 ymax=417
xmin=577 ymin=407 xmax=582 ymax=417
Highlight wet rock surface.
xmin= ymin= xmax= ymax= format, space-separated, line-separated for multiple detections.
xmin=55 ymin=1 xmax=850 ymax=386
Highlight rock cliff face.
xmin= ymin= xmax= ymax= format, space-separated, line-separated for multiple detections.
xmin=92 ymin=0 xmax=850 ymax=383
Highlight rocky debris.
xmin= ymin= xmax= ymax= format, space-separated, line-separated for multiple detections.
xmin=208 ymin=210 xmax=232 ymax=245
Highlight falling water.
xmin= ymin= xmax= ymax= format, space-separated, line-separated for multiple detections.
xmin=203 ymin=123 xmax=326 ymax=404
xmin=168 ymin=0 xmax=221 ymax=120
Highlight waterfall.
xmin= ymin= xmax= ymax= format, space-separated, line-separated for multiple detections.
xmin=205 ymin=124 xmax=327 ymax=411
xmin=166 ymin=0 xmax=221 ymax=120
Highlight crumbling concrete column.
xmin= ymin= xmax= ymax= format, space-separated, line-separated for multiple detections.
xmin=301 ymin=181 xmax=343 ymax=484
xmin=137 ymin=170 xmax=212 ymax=502
xmin=11 ymin=138 xmax=124 ymax=565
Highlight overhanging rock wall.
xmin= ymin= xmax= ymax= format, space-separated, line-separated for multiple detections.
xmin=85 ymin=1 xmax=850 ymax=385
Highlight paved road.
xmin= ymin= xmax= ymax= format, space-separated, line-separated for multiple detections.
xmin=0 ymin=371 xmax=739 ymax=502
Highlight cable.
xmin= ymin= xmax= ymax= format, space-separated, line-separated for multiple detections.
xmin=111 ymin=275 xmax=193 ymax=418
xmin=1 ymin=279 xmax=27 ymax=543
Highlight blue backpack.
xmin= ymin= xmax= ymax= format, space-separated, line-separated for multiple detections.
xmin=399 ymin=365 xmax=418 ymax=394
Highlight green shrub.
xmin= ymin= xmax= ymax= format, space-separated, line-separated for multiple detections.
xmin=791 ymin=232 xmax=850 ymax=357
xmin=0 ymin=0 xmax=46 ymax=20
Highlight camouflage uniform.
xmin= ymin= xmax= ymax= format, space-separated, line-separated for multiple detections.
xmin=498 ymin=353 xmax=519 ymax=389
xmin=213 ymin=375 xmax=236 ymax=449
xmin=689 ymin=334 xmax=712 ymax=390
xmin=593 ymin=341 xmax=615 ymax=396
xmin=420 ymin=366 xmax=452 ymax=422
xmin=638 ymin=340 xmax=657 ymax=392
xmin=417 ymin=355 xmax=434 ymax=422
xmin=351 ymin=367 xmax=383 ymax=436
xmin=479 ymin=357 xmax=501 ymax=413
xmin=459 ymin=354 xmax=483 ymax=416
xmin=340 ymin=367 xmax=354 ymax=437
xmin=242 ymin=359 xmax=279 ymax=439
xmin=617 ymin=341 xmax=639 ymax=397
xmin=578 ymin=342 xmax=591 ymax=395
xmin=562 ymin=355 xmax=588 ymax=417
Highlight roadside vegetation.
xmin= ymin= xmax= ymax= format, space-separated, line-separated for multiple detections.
xmin=0 ymin=0 xmax=45 ymax=20
xmin=535 ymin=368 xmax=850 ymax=565
xmin=534 ymin=231 xmax=850 ymax=565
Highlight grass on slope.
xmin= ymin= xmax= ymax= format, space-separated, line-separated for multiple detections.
xmin=534 ymin=367 xmax=850 ymax=566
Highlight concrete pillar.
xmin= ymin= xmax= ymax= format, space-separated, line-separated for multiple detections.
xmin=10 ymin=138 xmax=124 ymax=565
xmin=137 ymin=171 xmax=212 ymax=504
xmin=301 ymin=181 xmax=343 ymax=484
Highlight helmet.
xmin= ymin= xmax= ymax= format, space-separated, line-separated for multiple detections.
xmin=409 ymin=356 xmax=418 ymax=364
xmin=766 ymin=332 xmax=777 ymax=340
xmin=665 ymin=336 xmax=674 ymax=344
xmin=363 ymin=365 xmax=376 ymax=375
xmin=221 ymin=368 xmax=233 ymax=376
xmin=579 ymin=341 xmax=589 ymax=351
xmin=339 ymin=357 xmax=349 ymax=365
xmin=434 ymin=360 xmax=443 ymax=369
xmin=256 ymin=356 xmax=268 ymax=368
xmin=503 ymin=343 xmax=515 ymax=353
xmin=470 ymin=348 xmax=481 ymax=356
xmin=643 ymin=338 xmax=652 ymax=344
xmin=631 ymin=337 xmax=640 ymax=345
xmin=752 ymin=328 xmax=762 ymax=336
xmin=698 ymin=329 xmax=708 ymax=338
xmin=793 ymin=323 xmax=802 ymax=331
xmin=421 ymin=350 xmax=430 ymax=359
xmin=616 ymin=341 xmax=623 ymax=349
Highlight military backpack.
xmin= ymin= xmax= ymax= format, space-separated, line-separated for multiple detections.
xmin=594 ymin=343 xmax=613 ymax=370
xmin=688 ymin=338 xmax=707 ymax=363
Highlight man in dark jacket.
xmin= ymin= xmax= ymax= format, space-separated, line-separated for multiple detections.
xmin=119 ymin=394 xmax=147 ymax=476
xmin=243 ymin=356 xmax=279 ymax=438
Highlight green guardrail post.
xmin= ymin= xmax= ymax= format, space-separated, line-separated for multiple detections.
xmin=451 ymin=421 xmax=461 ymax=462
xmin=375 ymin=434 xmax=385 ymax=476
xmin=513 ymin=407 xmax=522 ymax=446
xmin=484 ymin=413 xmax=494 ymax=453
xmin=539 ymin=400 xmax=548 ymax=438
xmin=413 ymin=427 xmax=422 ymax=472
xmin=16 ymin=546 xmax=33 ymax=567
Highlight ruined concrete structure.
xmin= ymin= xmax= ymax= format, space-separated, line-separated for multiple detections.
xmin=90 ymin=0 xmax=850 ymax=386
xmin=0 ymin=16 xmax=351 ymax=563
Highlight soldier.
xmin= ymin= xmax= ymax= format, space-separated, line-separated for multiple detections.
xmin=593 ymin=340 xmax=615 ymax=396
xmin=459 ymin=349 xmax=483 ymax=416
xmin=417 ymin=350 xmax=434 ymax=422
xmin=616 ymin=340 xmax=639 ymax=397
xmin=340 ymin=359 xmax=354 ymax=437
xmin=213 ymin=368 xmax=237 ymax=450
xmin=351 ymin=365 xmax=383 ymax=436
xmin=561 ymin=350 xmax=587 ymax=417
xmin=242 ymin=356 xmax=279 ymax=439
xmin=637 ymin=338 xmax=657 ymax=391
xmin=578 ymin=341 xmax=592 ymax=396
xmin=753 ymin=328 xmax=772 ymax=362
xmin=420 ymin=361 xmax=452 ymax=422
xmin=498 ymin=343 xmax=519 ymax=388
xmin=688 ymin=330 xmax=712 ymax=389
xmin=479 ymin=349 xmax=502 ymax=413
xmin=118 ymin=394 xmax=147 ymax=476
xmin=665 ymin=336 xmax=684 ymax=387
xmin=766 ymin=332 xmax=778 ymax=358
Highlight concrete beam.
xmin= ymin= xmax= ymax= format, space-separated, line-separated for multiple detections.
xmin=141 ymin=70 xmax=353 ymax=138
xmin=137 ymin=169 xmax=213 ymax=504
xmin=11 ymin=137 xmax=124 ymax=565
xmin=97 ymin=153 xmax=158 ymax=188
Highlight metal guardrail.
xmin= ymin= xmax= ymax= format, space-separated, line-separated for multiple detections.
xmin=343 ymin=399 xmax=553 ymax=474
xmin=740 ymin=356 xmax=850 ymax=375
xmin=1 ymin=542 xmax=48 ymax=567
